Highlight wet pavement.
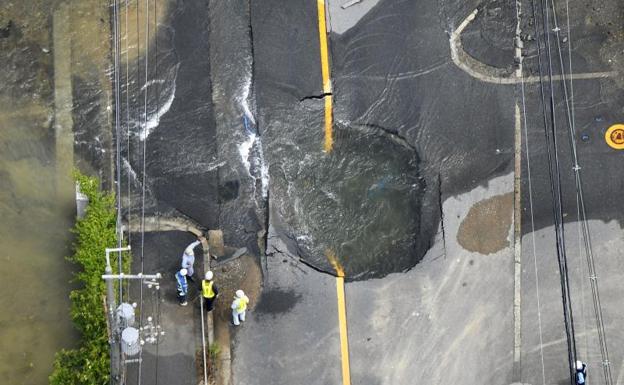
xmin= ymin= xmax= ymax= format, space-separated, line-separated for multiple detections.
xmin=2 ymin=0 xmax=624 ymax=384
xmin=125 ymin=231 xmax=202 ymax=385
xmin=233 ymin=0 xmax=624 ymax=383
xmin=231 ymin=175 xmax=516 ymax=384
xmin=231 ymin=231 xmax=342 ymax=385
xmin=251 ymin=0 xmax=516 ymax=278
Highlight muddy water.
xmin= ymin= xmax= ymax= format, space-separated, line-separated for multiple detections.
xmin=0 ymin=0 xmax=115 ymax=383
xmin=0 ymin=104 xmax=76 ymax=384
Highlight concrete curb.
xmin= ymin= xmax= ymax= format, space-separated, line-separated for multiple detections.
xmin=200 ymin=235 xmax=215 ymax=385
xmin=200 ymin=236 xmax=214 ymax=344
xmin=449 ymin=9 xmax=616 ymax=85
xmin=125 ymin=216 xmax=206 ymax=236
xmin=53 ymin=3 xmax=74 ymax=196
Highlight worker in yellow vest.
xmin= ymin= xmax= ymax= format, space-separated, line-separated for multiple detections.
xmin=231 ymin=289 xmax=249 ymax=326
xmin=201 ymin=270 xmax=219 ymax=312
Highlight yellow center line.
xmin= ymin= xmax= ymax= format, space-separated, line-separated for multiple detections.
xmin=326 ymin=250 xmax=351 ymax=385
xmin=335 ymin=275 xmax=351 ymax=385
xmin=317 ymin=0 xmax=334 ymax=152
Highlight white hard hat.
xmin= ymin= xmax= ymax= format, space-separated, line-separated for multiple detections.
xmin=236 ymin=290 xmax=245 ymax=298
xmin=576 ymin=360 xmax=583 ymax=370
xmin=185 ymin=248 xmax=194 ymax=256
xmin=205 ymin=271 xmax=213 ymax=280
xmin=180 ymin=268 xmax=188 ymax=276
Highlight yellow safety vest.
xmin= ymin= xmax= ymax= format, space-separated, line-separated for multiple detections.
xmin=202 ymin=280 xmax=215 ymax=298
xmin=237 ymin=296 xmax=249 ymax=312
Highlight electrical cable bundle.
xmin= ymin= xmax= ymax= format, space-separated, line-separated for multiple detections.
xmin=527 ymin=0 xmax=613 ymax=383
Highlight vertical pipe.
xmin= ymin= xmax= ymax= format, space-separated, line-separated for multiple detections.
xmin=105 ymin=262 xmax=119 ymax=385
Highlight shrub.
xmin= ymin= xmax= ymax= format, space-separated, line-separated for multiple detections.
xmin=49 ymin=172 xmax=130 ymax=385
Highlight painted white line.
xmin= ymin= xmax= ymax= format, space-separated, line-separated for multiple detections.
xmin=513 ymin=4 xmax=524 ymax=376
xmin=449 ymin=9 xmax=616 ymax=85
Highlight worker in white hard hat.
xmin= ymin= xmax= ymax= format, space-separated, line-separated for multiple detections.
xmin=231 ymin=289 xmax=249 ymax=326
xmin=201 ymin=270 xmax=219 ymax=312
xmin=175 ymin=268 xmax=189 ymax=306
xmin=181 ymin=238 xmax=203 ymax=282
xmin=575 ymin=360 xmax=587 ymax=385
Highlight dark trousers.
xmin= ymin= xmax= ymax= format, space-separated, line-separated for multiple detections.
xmin=204 ymin=296 xmax=216 ymax=311
xmin=178 ymin=293 xmax=187 ymax=304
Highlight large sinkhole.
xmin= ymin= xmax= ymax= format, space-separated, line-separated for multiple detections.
xmin=274 ymin=124 xmax=431 ymax=280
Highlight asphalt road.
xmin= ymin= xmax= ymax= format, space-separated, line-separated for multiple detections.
xmin=231 ymin=233 xmax=343 ymax=385
xmin=234 ymin=0 xmax=517 ymax=383
xmin=232 ymin=0 xmax=624 ymax=384
xmin=126 ymin=231 xmax=202 ymax=385
xmin=93 ymin=0 xmax=624 ymax=383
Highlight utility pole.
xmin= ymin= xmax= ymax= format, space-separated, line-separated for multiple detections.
xmin=103 ymin=246 xmax=162 ymax=385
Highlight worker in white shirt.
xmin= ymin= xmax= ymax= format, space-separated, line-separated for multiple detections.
xmin=181 ymin=238 xmax=202 ymax=282
xmin=231 ymin=289 xmax=249 ymax=326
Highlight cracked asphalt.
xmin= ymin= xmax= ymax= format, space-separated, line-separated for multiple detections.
xmin=11 ymin=0 xmax=621 ymax=383
xmin=231 ymin=0 xmax=624 ymax=384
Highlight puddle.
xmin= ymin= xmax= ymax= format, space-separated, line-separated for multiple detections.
xmin=457 ymin=192 xmax=513 ymax=254
xmin=255 ymin=289 xmax=301 ymax=315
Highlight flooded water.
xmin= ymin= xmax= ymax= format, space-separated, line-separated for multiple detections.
xmin=0 ymin=109 xmax=77 ymax=384
xmin=0 ymin=95 xmax=77 ymax=385
xmin=0 ymin=0 xmax=114 ymax=383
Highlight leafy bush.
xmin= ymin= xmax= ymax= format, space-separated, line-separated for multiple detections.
xmin=50 ymin=172 xmax=129 ymax=385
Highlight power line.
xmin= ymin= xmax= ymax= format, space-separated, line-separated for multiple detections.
xmin=125 ymin=0 xmax=132 ymax=251
xmin=547 ymin=0 xmax=613 ymax=382
xmin=123 ymin=0 xmax=132 ymax=306
xmin=111 ymin=2 xmax=127 ymax=383
xmin=514 ymin=0 xmax=546 ymax=381
xmin=152 ymin=0 xmax=162 ymax=381
xmin=137 ymin=0 xmax=151 ymax=382
xmin=542 ymin=0 xmax=579 ymax=379
xmin=112 ymin=0 xmax=124 ymax=307
xmin=529 ymin=0 xmax=578 ymax=382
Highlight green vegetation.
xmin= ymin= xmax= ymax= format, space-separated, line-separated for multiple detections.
xmin=208 ymin=343 xmax=221 ymax=361
xmin=50 ymin=172 xmax=130 ymax=385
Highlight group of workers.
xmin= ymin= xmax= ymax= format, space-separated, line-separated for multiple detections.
xmin=174 ymin=239 xmax=250 ymax=326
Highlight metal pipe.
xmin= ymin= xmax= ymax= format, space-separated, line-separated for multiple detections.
xmin=103 ymin=244 xmax=130 ymax=385
xmin=200 ymin=289 xmax=208 ymax=385
xmin=102 ymin=273 xmax=161 ymax=280
xmin=105 ymin=245 xmax=131 ymax=269
xmin=105 ymin=263 xmax=118 ymax=385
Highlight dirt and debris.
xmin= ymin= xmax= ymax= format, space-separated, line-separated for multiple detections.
xmin=457 ymin=192 xmax=513 ymax=254
xmin=212 ymin=254 xmax=263 ymax=324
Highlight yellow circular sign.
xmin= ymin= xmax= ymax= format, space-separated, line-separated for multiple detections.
xmin=605 ymin=124 xmax=624 ymax=150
